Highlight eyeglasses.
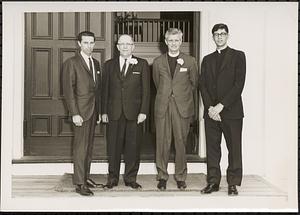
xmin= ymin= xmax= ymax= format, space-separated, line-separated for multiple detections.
xmin=213 ymin=32 xmax=228 ymax=37
xmin=118 ymin=43 xmax=134 ymax=46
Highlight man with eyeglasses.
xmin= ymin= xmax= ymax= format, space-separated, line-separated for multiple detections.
xmin=101 ymin=34 xmax=150 ymax=189
xmin=153 ymin=28 xmax=198 ymax=191
xmin=200 ymin=23 xmax=246 ymax=196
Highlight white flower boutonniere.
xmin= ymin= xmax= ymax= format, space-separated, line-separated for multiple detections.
xmin=97 ymin=71 xmax=101 ymax=75
xmin=177 ymin=58 xmax=184 ymax=66
xmin=128 ymin=58 xmax=138 ymax=65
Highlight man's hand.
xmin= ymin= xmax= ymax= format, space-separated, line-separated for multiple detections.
xmin=209 ymin=113 xmax=222 ymax=121
xmin=72 ymin=115 xmax=83 ymax=126
xmin=208 ymin=103 xmax=224 ymax=118
xmin=208 ymin=104 xmax=223 ymax=122
xmin=102 ymin=114 xmax=109 ymax=123
xmin=96 ymin=114 xmax=101 ymax=124
xmin=137 ymin=113 xmax=147 ymax=124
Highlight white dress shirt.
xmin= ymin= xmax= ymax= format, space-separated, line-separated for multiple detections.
xmin=119 ymin=55 xmax=132 ymax=76
xmin=80 ymin=51 xmax=95 ymax=82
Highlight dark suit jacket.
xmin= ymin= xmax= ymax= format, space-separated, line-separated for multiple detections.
xmin=153 ymin=52 xmax=198 ymax=118
xmin=200 ymin=47 xmax=246 ymax=119
xmin=102 ymin=56 xmax=150 ymax=121
xmin=63 ymin=52 xmax=101 ymax=121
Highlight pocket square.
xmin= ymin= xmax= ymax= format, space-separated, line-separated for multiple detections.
xmin=179 ymin=68 xmax=188 ymax=72
xmin=133 ymin=72 xmax=141 ymax=74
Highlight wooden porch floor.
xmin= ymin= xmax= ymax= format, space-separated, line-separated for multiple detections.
xmin=12 ymin=174 xmax=286 ymax=198
xmin=9 ymin=174 xmax=290 ymax=212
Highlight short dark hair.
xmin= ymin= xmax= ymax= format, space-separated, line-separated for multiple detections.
xmin=212 ymin=23 xmax=229 ymax=34
xmin=77 ymin=31 xmax=95 ymax=42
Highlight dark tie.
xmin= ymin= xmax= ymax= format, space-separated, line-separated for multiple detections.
xmin=121 ymin=58 xmax=127 ymax=78
xmin=88 ymin=57 xmax=95 ymax=82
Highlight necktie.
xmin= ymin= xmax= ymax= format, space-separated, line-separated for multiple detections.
xmin=121 ymin=58 xmax=127 ymax=78
xmin=88 ymin=57 xmax=95 ymax=82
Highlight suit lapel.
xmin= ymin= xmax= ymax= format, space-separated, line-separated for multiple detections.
xmin=164 ymin=53 xmax=172 ymax=78
xmin=173 ymin=52 xmax=183 ymax=79
xmin=77 ymin=53 xmax=93 ymax=77
xmin=93 ymin=58 xmax=99 ymax=88
xmin=211 ymin=52 xmax=217 ymax=79
xmin=113 ymin=57 xmax=122 ymax=80
xmin=124 ymin=55 xmax=136 ymax=79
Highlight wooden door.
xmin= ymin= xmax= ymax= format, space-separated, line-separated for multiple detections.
xmin=24 ymin=12 xmax=112 ymax=158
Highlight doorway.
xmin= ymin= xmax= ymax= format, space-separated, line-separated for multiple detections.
xmin=23 ymin=11 xmax=201 ymax=162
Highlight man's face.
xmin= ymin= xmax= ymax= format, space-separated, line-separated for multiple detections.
xmin=117 ymin=35 xmax=135 ymax=58
xmin=78 ymin=36 xmax=95 ymax=56
xmin=165 ymin=34 xmax=182 ymax=53
xmin=213 ymin=29 xmax=228 ymax=48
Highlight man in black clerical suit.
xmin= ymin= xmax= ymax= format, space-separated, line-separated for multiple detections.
xmin=199 ymin=23 xmax=246 ymax=196
xmin=101 ymin=34 xmax=150 ymax=189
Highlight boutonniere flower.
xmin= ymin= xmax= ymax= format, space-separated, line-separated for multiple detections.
xmin=128 ymin=58 xmax=138 ymax=65
xmin=97 ymin=71 xmax=100 ymax=75
xmin=177 ymin=58 xmax=184 ymax=66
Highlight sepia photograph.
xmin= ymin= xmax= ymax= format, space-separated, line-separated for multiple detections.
xmin=1 ymin=1 xmax=298 ymax=212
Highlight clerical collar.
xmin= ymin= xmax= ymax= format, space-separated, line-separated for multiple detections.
xmin=216 ymin=46 xmax=228 ymax=54
xmin=168 ymin=52 xmax=180 ymax=58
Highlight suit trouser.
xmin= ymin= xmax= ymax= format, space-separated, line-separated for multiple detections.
xmin=73 ymin=111 xmax=97 ymax=185
xmin=107 ymin=113 xmax=142 ymax=183
xmin=204 ymin=117 xmax=243 ymax=186
xmin=155 ymin=97 xmax=191 ymax=182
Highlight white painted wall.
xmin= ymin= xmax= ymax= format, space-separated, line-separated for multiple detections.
xmin=1 ymin=2 xmax=297 ymax=211
xmin=199 ymin=4 xmax=297 ymax=189
xmin=200 ymin=5 xmax=267 ymax=177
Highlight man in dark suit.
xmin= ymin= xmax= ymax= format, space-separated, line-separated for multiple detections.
xmin=102 ymin=34 xmax=150 ymax=189
xmin=63 ymin=31 xmax=101 ymax=196
xmin=199 ymin=23 xmax=246 ymax=196
xmin=153 ymin=28 xmax=198 ymax=191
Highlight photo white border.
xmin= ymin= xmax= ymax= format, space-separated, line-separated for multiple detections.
xmin=1 ymin=1 xmax=298 ymax=212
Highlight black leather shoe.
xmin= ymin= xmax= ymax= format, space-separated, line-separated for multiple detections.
xmin=103 ymin=180 xmax=118 ymax=189
xmin=86 ymin=178 xmax=96 ymax=188
xmin=86 ymin=178 xmax=104 ymax=188
xmin=125 ymin=181 xmax=142 ymax=189
xmin=75 ymin=185 xmax=94 ymax=196
xmin=177 ymin=181 xmax=187 ymax=190
xmin=200 ymin=183 xmax=220 ymax=194
xmin=228 ymin=185 xmax=238 ymax=196
xmin=157 ymin=179 xmax=167 ymax=191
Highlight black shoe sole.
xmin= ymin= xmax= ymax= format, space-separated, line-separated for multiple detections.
xmin=75 ymin=190 xmax=93 ymax=196
xmin=200 ymin=188 xmax=219 ymax=194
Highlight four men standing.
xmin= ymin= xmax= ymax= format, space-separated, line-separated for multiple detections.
xmin=63 ymin=24 xmax=245 ymax=196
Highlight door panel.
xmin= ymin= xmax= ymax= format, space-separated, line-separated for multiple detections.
xmin=24 ymin=12 xmax=111 ymax=157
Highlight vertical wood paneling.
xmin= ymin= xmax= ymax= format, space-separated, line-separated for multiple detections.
xmin=92 ymin=49 xmax=105 ymax=65
xmin=58 ymin=48 xmax=77 ymax=97
xmin=58 ymin=12 xmax=78 ymax=40
xmin=32 ymin=13 xmax=53 ymax=39
xmin=31 ymin=115 xmax=52 ymax=136
xmin=88 ymin=12 xmax=105 ymax=40
xmin=58 ymin=116 xmax=74 ymax=136
xmin=78 ymin=12 xmax=87 ymax=33
xmin=32 ymin=48 xmax=52 ymax=98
